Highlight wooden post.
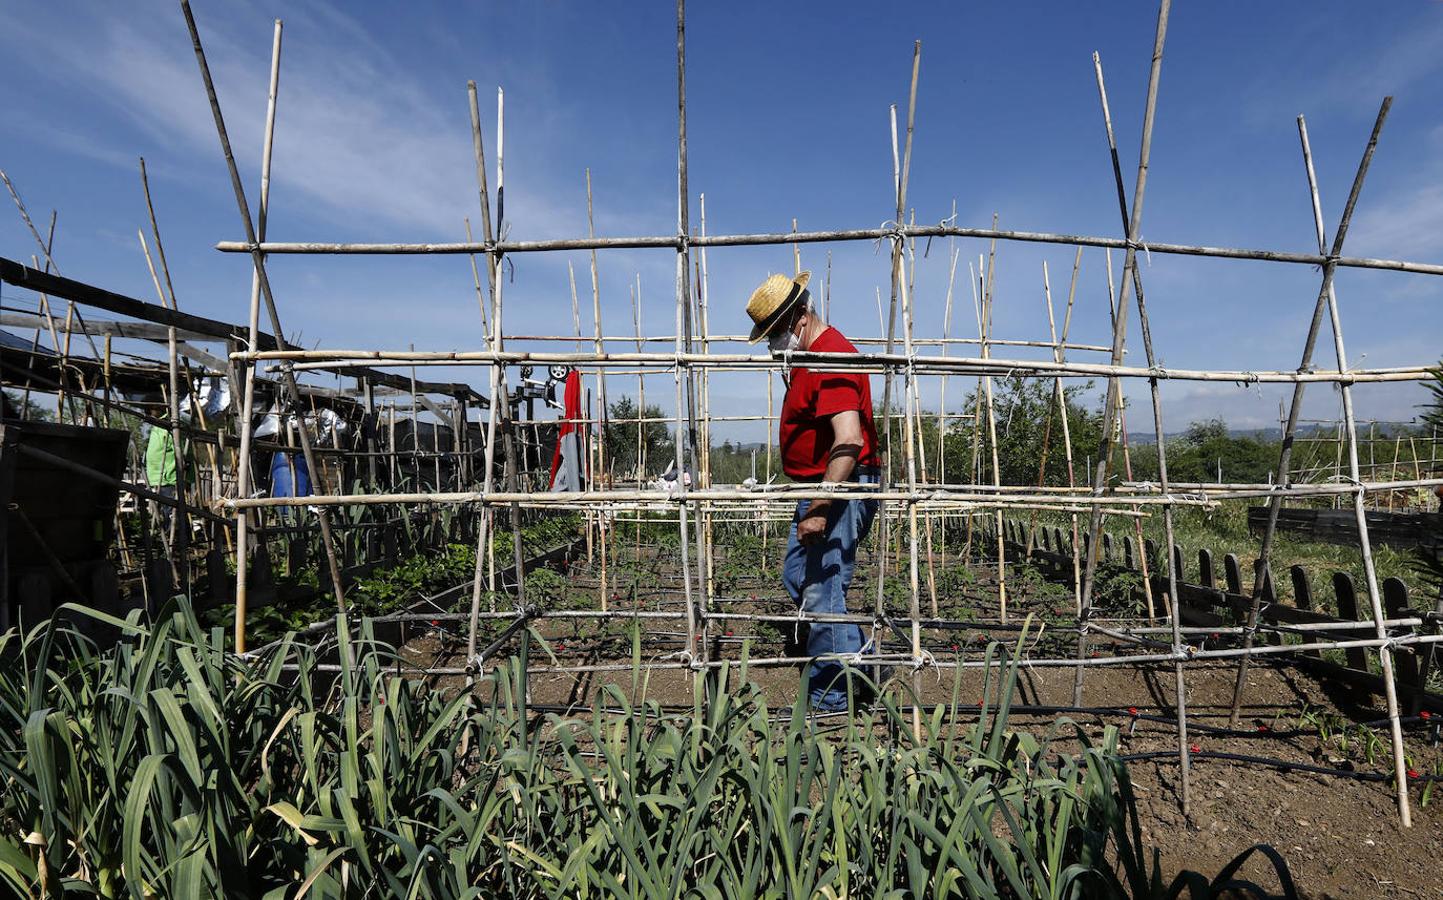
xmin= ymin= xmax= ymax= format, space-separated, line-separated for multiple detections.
xmin=1332 ymin=572 xmax=1368 ymax=671
xmin=1382 ymin=577 xmax=1421 ymax=712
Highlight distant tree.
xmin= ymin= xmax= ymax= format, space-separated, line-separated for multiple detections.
xmin=1127 ymin=418 xmax=1278 ymax=484
xmin=603 ymin=396 xmax=673 ymax=481
xmin=891 ymin=376 xmax=1103 ymax=487
xmin=1422 ymin=364 xmax=1443 ymax=465
xmin=2 ymin=389 xmax=52 ymax=422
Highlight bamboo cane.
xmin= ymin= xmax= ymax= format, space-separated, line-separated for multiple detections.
xmin=587 ymin=171 xmax=611 ymax=612
xmin=978 ymin=230 xmax=1006 ymax=623
xmin=221 ymin=21 xmax=280 ymax=654
xmin=216 ymin=227 xmax=1443 ymax=280
xmin=1229 ymin=99 xmax=1393 ymax=726
xmin=1091 ymin=28 xmax=1192 ymax=813
xmin=181 ymin=5 xmax=350 ymax=644
xmin=1074 ymin=6 xmax=1169 ymax=708
xmin=1099 ymin=248 xmax=1156 ymax=621
xmin=1293 ymin=111 xmax=1413 ymax=825
xmin=672 ymin=0 xmax=703 ymax=673
xmin=138 ymin=230 xmax=192 ymax=591
xmin=1047 ymin=249 xmax=1084 ymax=611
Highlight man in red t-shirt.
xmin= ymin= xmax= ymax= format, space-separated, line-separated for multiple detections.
xmin=745 ymin=270 xmax=881 ymax=710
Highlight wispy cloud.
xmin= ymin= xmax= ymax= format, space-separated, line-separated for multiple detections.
xmin=1348 ymin=122 xmax=1443 ymax=263
xmin=0 ymin=1 xmax=593 ymax=240
xmin=1318 ymin=12 xmax=1443 ymax=114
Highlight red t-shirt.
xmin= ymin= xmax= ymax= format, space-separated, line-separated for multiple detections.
xmin=779 ymin=326 xmax=881 ymax=480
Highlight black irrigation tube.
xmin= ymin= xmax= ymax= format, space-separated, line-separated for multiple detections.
xmin=1120 ymin=749 xmax=1443 ymax=784
xmin=520 ymin=695 xmax=1437 ymax=738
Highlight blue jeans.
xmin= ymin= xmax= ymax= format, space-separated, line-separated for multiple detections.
xmin=782 ymin=471 xmax=880 ymax=711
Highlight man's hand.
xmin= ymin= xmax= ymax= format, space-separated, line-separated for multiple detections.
xmin=797 ymin=503 xmax=829 ymax=544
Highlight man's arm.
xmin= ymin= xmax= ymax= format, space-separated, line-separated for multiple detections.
xmin=797 ymin=409 xmax=863 ymax=543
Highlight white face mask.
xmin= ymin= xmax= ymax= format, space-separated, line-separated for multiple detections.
xmin=768 ymin=325 xmax=801 ymax=353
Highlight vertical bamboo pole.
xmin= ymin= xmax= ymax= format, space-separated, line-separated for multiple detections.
xmin=1100 ymin=249 xmax=1157 ymax=620
xmin=462 ymin=80 xmax=504 ymax=659
xmin=764 ymin=370 xmax=773 ymax=552
xmin=495 ymin=88 xmax=529 ymax=618
xmin=1297 ymin=113 xmax=1412 ymax=825
xmin=137 ymin=228 xmax=191 ymax=594
xmin=874 ymin=45 xmax=921 ymax=663
xmin=1027 ymin=263 xmax=1059 ymax=562
xmin=1229 ymin=99 xmax=1392 ymax=725
xmin=1369 ymin=422 xmax=1377 ymax=487
xmin=791 ymin=218 xmax=801 ymax=274
xmin=698 ymin=195 xmax=716 ymax=620
xmin=634 ymin=276 xmax=647 ymax=485
xmin=140 ymin=159 xmax=206 ymax=583
xmin=904 ymin=210 xmax=939 ymax=618
xmin=59 ymin=301 xmax=80 ymax=422
xmin=228 ymin=19 xmax=281 ymax=652
xmin=102 ymin=334 xmax=112 ymax=426
xmin=569 ymin=262 xmax=584 ymax=351
xmin=672 ymin=0 xmax=703 ymax=673
xmin=464 ymin=217 xmax=491 ymax=344
xmin=936 ymin=239 xmax=959 ymax=573
xmin=182 ymin=4 xmax=349 ymax=640
xmin=1 ymin=172 xmax=100 ymax=423
xmin=962 ymin=260 xmax=985 ymax=564
xmin=1046 ymin=248 xmax=1084 ymax=610
xmin=978 ymin=238 xmax=1006 ymax=622
xmin=1091 ymin=40 xmax=1188 ymax=812
xmin=17 ymin=210 xmax=57 ymax=418
xmin=823 ymin=251 xmax=832 ymax=324
xmin=1388 ymin=433 xmax=1402 ymax=511
xmin=388 ymin=406 xmax=398 ymax=488
xmin=1074 ymin=5 xmax=1170 ymax=707
xmin=432 ymin=406 xmax=442 ymax=494
xmin=363 ymin=379 xmax=378 ymax=489
xmin=587 ymin=171 xmax=610 ymax=612
xmin=898 ymin=232 xmax=926 ymax=739
xmin=631 ymin=280 xmax=644 ymax=561
xmin=884 ymin=43 xmax=922 ymax=735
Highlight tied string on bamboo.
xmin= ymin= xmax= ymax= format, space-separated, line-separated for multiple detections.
xmin=911 ymin=645 xmax=938 ymax=675
xmin=1124 ymin=235 xmax=1154 ymax=269
xmin=1242 ymin=601 xmax=1270 ymax=639
xmin=919 ymin=212 xmax=958 ymax=260
xmin=657 ymin=647 xmax=700 ymax=671
xmin=870 ymin=220 xmax=908 ymax=257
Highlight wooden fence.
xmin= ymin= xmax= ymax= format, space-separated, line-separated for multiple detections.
xmin=989 ymin=516 xmax=1443 ymax=714
xmin=1247 ymin=506 xmax=1443 ymax=552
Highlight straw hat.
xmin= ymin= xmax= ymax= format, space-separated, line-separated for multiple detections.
xmin=745 ymin=270 xmax=811 ymax=344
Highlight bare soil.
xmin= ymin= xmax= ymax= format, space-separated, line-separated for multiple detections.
xmin=392 ymin=541 xmax=1443 ymax=898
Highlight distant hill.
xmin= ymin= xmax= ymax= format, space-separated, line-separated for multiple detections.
xmin=1125 ymin=425 xmax=1386 ymax=445
xmin=1128 ymin=428 xmax=1265 ymax=446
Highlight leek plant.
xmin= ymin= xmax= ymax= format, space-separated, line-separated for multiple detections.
xmin=0 ymin=601 xmax=1295 ymax=898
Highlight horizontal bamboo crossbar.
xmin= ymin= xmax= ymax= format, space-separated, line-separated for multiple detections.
xmin=242 ymin=347 xmax=1438 ymax=385
xmin=213 ymin=224 xmax=1443 ymax=277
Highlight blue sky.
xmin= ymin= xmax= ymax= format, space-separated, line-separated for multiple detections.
xmin=2 ymin=1 xmax=1441 ymax=444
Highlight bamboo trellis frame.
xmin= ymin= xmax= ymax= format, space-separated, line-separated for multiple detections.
xmin=167 ymin=0 xmax=1443 ymax=827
